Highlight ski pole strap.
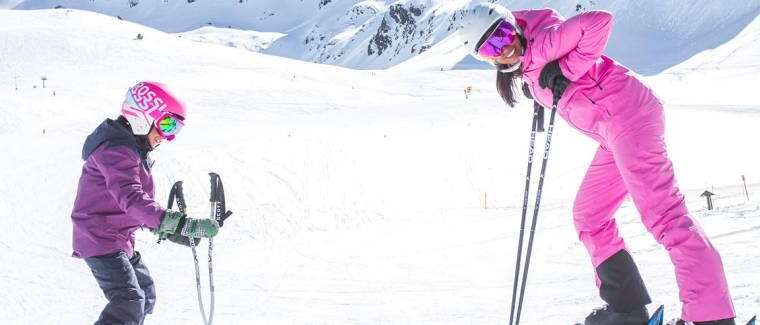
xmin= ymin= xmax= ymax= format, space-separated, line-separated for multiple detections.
xmin=520 ymin=81 xmax=544 ymax=133
xmin=167 ymin=181 xmax=178 ymax=211
xmin=164 ymin=181 xmax=201 ymax=246
xmin=167 ymin=181 xmax=187 ymax=214
xmin=160 ymin=181 xmax=185 ymax=244
xmin=521 ymin=82 xmax=533 ymax=100
xmin=534 ymin=101 xmax=545 ymax=133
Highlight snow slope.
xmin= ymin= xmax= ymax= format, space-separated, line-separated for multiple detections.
xmin=1 ymin=8 xmax=759 ymax=324
xmin=178 ymin=27 xmax=286 ymax=53
xmin=11 ymin=0 xmax=760 ymax=74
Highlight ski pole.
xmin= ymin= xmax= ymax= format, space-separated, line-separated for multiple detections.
xmin=188 ymin=237 xmax=209 ymax=325
xmin=166 ymin=174 xmax=232 ymax=325
xmin=206 ymin=173 xmax=224 ymax=325
xmin=167 ymin=181 xmax=210 ymax=325
xmin=510 ymin=103 xmax=558 ymax=325
xmin=508 ymin=103 xmax=541 ymax=325
xmin=204 ymin=172 xmax=233 ymax=325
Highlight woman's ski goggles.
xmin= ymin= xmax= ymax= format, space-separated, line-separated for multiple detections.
xmin=153 ymin=113 xmax=184 ymax=141
xmin=477 ymin=19 xmax=518 ymax=59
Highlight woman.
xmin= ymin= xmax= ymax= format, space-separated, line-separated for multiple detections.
xmin=458 ymin=3 xmax=735 ymax=325
xmin=70 ymin=81 xmax=220 ymax=324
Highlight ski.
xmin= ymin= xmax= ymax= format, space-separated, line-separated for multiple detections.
xmin=648 ymin=305 xmax=664 ymax=325
xmin=573 ymin=306 xmax=756 ymax=325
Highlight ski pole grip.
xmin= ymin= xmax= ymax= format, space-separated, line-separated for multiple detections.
xmin=167 ymin=181 xmax=185 ymax=212
xmin=162 ymin=181 xmax=185 ymax=244
xmin=209 ymin=172 xmax=221 ymax=202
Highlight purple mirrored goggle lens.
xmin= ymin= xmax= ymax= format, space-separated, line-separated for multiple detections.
xmin=477 ymin=20 xmax=517 ymax=58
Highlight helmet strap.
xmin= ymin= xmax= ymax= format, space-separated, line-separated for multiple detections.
xmin=499 ymin=61 xmax=522 ymax=73
xmin=135 ymin=133 xmax=154 ymax=153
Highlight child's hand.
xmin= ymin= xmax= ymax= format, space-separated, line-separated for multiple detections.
xmin=180 ymin=219 xmax=220 ymax=238
xmin=166 ymin=233 xmax=201 ymax=247
xmin=153 ymin=210 xmax=185 ymax=241
xmin=154 ymin=210 xmax=220 ymax=240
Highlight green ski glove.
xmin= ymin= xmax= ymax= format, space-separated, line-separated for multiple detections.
xmin=154 ymin=210 xmax=185 ymax=241
xmin=154 ymin=210 xmax=220 ymax=241
xmin=167 ymin=233 xmax=201 ymax=247
xmin=180 ymin=218 xmax=220 ymax=238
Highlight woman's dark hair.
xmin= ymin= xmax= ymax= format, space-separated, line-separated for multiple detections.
xmin=495 ymin=33 xmax=528 ymax=108
xmin=496 ymin=65 xmax=521 ymax=108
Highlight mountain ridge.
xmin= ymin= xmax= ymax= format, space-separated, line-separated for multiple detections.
xmin=11 ymin=0 xmax=760 ymax=74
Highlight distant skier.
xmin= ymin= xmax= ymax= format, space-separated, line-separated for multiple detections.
xmin=459 ymin=3 xmax=735 ymax=325
xmin=70 ymin=81 xmax=221 ymax=325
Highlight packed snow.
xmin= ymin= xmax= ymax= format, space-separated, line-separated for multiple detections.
xmin=1 ymin=6 xmax=759 ymax=325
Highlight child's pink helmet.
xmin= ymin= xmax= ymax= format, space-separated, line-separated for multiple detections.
xmin=120 ymin=81 xmax=187 ymax=140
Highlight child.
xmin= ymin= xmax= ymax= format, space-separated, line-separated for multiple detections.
xmin=71 ymin=81 xmax=220 ymax=324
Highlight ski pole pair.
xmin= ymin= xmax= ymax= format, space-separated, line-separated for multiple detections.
xmin=166 ymin=172 xmax=233 ymax=325
xmin=508 ymin=100 xmax=558 ymax=325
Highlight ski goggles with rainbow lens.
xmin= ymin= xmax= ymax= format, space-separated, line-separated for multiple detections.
xmin=477 ymin=19 xmax=518 ymax=59
xmin=153 ymin=113 xmax=184 ymax=141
